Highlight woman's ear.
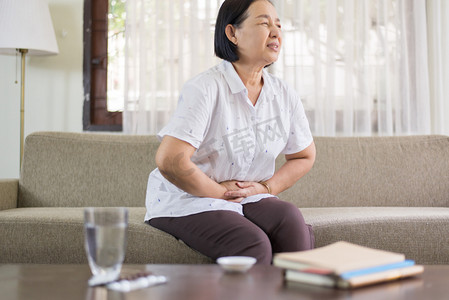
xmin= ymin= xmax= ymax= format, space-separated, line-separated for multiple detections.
xmin=225 ymin=24 xmax=238 ymax=45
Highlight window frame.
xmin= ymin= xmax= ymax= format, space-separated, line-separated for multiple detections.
xmin=83 ymin=0 xmax=123 ymax=131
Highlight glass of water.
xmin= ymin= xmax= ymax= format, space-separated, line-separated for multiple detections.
xmin=84 ymin=207 xmax=128 ymax=285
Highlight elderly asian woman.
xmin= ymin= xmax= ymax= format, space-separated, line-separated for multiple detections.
xmin=144 ymin=0 xmax=316 ymax=265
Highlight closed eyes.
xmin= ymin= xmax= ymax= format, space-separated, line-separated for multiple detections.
xmin=260 ymin=22 xmax=282 ymax=29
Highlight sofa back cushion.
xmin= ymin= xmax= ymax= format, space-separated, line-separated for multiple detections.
xmin=19 ymin=132 xmax=159 ymax=207
xmin=278 ymin=135 xmax=449 ymax=207
xmin=20 ymin=132 xmax=449 ymax=208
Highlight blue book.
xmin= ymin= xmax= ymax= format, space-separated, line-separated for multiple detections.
xmin=340 ymin=260 xmax=415 ymax=279
xmin=285 ymin=263 xmax=423 ymax=289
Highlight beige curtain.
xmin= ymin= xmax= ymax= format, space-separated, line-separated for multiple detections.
xmin=124 ymin=0 xmax=448 ymax=136
xmin=124 ymin=0 xmax=222 ymax=134
xmin=427 ymin=0 xmax=449 ymax=135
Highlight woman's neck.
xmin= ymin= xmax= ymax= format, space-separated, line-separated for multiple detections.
xmin=231 ymin=62 xmax=264 ymax=105
xmin=231 ymin=62 xmax=264 ymax=89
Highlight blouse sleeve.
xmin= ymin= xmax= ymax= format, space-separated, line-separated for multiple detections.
xmin=158 ymin=81 xmax=213 ymax=149
xmin=280 ymin=87 xmax=313 ymax=155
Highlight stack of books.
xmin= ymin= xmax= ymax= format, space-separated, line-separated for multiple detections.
xmin=273 ymin=241 xmax=423 ymax=289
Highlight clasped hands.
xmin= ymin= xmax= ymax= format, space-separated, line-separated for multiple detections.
xmin=219 ymin=180 xmax=269 ymax=203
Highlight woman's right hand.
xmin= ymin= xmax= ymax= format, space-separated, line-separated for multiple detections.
xmin=219 ymin=180 xmax=244 ymax=203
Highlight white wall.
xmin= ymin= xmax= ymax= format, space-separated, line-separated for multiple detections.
xmin=0 ymin=0 xmax=83 ymax=179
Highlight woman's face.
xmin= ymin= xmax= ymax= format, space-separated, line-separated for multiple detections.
xmin=232 ymin=0 xmax=282 ymax=67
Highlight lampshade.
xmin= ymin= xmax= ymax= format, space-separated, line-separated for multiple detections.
xmin=0 ymin=0 xmax=59 ymax=55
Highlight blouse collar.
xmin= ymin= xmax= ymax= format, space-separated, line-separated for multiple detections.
xmin=220 ymin=60 xmax=275 ymax=101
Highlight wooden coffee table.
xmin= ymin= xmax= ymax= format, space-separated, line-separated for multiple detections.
xmin=0 ymin=264 xmax=447 ymax=300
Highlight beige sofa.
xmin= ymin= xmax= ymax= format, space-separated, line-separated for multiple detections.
xmin=1 ymin=132 xmax=448 ymax=264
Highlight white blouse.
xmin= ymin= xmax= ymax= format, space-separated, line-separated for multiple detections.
xmin=144 ymin=60 xmax=313 ymax=221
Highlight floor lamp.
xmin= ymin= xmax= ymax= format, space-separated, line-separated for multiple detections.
xmin=0 ymin=0 xmax=59 ymax=168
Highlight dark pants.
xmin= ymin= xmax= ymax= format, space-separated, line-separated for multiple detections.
xmin=148 ymin=197 xmax=315 ymax=264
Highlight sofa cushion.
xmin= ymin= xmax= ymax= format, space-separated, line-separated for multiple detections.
xmin=20 ymin=133 xmax=449 ymax=208
xmin=0 ymin=207 xmax=212 ymax=264
xmin=2 ymin=206 xmax=448 ymax=264
xmin=279 ymin=135 xmax=449 ymax=207
xmin=19 ymin=132 xmax=160 ymax=207
xmin=302 ymin=207 xmax=449 ymax=265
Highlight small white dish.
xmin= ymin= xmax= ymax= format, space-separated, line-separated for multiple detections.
xmin=216 ymin=256 xmax=257 ymax=273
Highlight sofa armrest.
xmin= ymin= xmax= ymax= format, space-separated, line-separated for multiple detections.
xmin=0 ymin=179 xmax=19 ymax=210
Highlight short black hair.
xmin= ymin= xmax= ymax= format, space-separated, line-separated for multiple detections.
xmin=214 ymin=0 xmax=273 ymax=62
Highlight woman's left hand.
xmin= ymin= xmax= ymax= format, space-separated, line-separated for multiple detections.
xmin=223 ymin=181 xmax=267 ymax=199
